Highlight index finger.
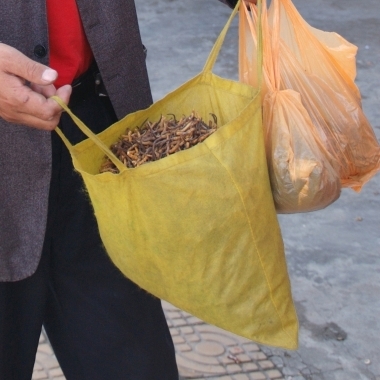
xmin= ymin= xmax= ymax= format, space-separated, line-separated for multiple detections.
xmin=16 ymin=85 xmax=64 ymax=121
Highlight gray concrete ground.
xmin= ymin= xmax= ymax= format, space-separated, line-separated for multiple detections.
xmin=35 ymin=0 xmax=380 ymax=379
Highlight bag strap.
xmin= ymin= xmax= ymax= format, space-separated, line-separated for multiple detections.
xmin=52 ymin=96 xmax=127 ymax=173
xmin=52 ymin=1 xmax=262 ymax=173
xmin=203 ymin=0 xmax=263 ymax=89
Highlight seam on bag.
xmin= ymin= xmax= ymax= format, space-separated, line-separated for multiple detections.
xmin=199 ymin=78 xmax=256 ymax=99
xmin=209 ymin=149 xmax=295 ymax=345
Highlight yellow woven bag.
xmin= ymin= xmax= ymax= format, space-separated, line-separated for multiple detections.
xmin=53 ymin=0 xmax=298 ymax=349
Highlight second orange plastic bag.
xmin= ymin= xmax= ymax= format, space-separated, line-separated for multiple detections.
xmin=240 ymin=0 xmax=341 ymax=213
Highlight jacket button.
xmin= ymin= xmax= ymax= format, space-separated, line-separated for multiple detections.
xmin=34 ymin=44 xmax=47 ymax=58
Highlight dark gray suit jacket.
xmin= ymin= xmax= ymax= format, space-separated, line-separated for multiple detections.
xmin=0 ymin=0 xmax=233 ymax=282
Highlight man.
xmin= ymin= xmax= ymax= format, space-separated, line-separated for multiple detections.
xmin=0 ymin=0 xmax=255 ymax=379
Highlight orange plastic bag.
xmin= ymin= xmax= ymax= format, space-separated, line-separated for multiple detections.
xmin=239 ymin=0 xmax=341 ymax=213
xmin=268 ymin=0 xmax=360 ymax=102
xmin=240 ymin=0 xmax=380 ymax=192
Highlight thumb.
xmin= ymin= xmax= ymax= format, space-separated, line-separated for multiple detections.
xmin=55 ymin=85 xmax=72 ymax=105
xmin=0 ymin=44 xmax=58 ymax=85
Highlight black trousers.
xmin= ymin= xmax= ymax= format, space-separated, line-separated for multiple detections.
xmin=0 ymin=85 xmax=178 ymax=380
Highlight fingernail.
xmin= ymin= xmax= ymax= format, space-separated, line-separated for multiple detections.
xmin=42 ymin=69 xmax=57 ymax=82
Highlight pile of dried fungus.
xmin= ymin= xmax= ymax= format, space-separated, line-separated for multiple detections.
xmin=100 ymin=112 xmax=218 ymax=173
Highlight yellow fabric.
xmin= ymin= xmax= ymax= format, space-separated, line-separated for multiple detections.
xmin=53 ymin=0 xmax=298 ymax=350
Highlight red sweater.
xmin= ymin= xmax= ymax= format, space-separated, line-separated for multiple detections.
xmin=46 ymin=0 xmax=93 ymax=88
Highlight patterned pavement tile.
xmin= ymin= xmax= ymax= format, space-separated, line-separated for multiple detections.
xmin=33 ymin=302 xmax=285 ymax=380
xmin=33 ymin=333 xmax=63 ymax=380
xmin=162 ymin=301 xmax=285 ymax=380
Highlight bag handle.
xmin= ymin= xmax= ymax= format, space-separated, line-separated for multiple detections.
xmin=52 ymin=1 xmax=262 ymax=173
xmin=203 ymin=0 xmax=263 ymax=88
xmin=52 ymin=96 xmax=127 ymax=173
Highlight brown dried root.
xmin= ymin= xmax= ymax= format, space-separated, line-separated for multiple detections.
xmin=100 ymin=111 xmax=218 ymax=173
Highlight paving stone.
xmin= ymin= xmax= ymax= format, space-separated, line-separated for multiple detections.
xmin=249 ymin=372 xmax=266 ymax=380
xmin=172 ymin=318 xmax=188 ymax=327
xmin=270 ymin=356 xmax=284 ymax=368
xmin=186 ymin=316 xmax=204 ymax=325
xmin=180 ymin=326 xmax=194 ymax=335
xmin=259 ymin=360 xmax=275 ymax=369
xmin=229 ymin=346 xmax=245 ymax=355
xmin=32 ymin=371 xmax=49 ymax=380
xmin=37 ymin=343 xmax=54 ymax=355
xmin=222 ymin=356 xmax=238 ymax=365
xmin=243 ymin=343 xmax=260 ymax=352
xmin=187 ymin=334 xmax=201 ymax=342
xmin=33 ymin=362 xmax=43 ymax=371
xmin=250 ymin=352 xmax=267 ymax=361
xmin=233 ymin=374 xmax=250 ymax=380
xmin=242 ymin=362 xmax=259 ymax=372
xmin=199 ymin=332 xmax=237 ymax=347
xmin=177 ymin=364 xmax=204 ymax=379
xmin=162 ymin=300 xmax=177 ymax=311
xmin=50 ymin=368 xmax=64 ymax=377
xmin=170 ymin=328 xmax=180 ymax=336
xmin=43 ymin=357 xmax=61 ymax=370
xmin=196 ymin=325 xmax=238 ymax=346
xmin=176 ymin=354 xmax=226 ymax=375
xmin=184 ymin=351 xmax=220 ymax=365
xmin=235 ymin=354 xmax=252 ymax=363
xmin=300 ymin=367 xmax=312 ymax=376
xmin=173 ymin=335 xmax=186 ymax=344
xmin=167 ymin=311 xmax=182 ymax=319
xmin=177 ymin=343 xmax=193 ymax=352
xmin=282 ymin=366 xmax=301 ymax=377
xmin=196 ymin=341 xmax=225 ymax=356
xmin=226 ymin=364 xmax=243 ymax=374
xmin=266 ymin=369 xmax=283 ymax=379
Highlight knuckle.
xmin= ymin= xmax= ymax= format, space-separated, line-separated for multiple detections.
xmin=43 ymin=116 xmax=60 ymax=130
xmin=1 ymin=113 xmax=15 ymax=123
xmin=0 ymin=103 xmax=16 ymax=122
xmin=0 ymin=108 xmax=20 ymax=124
xmin=40 ymin=108 xmax=58 ymax=121
xmin=24 ymin=60 xmax=41 ymax=81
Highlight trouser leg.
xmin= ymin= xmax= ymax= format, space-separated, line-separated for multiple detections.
xmin=43 ymin=94 xmax=178 ymax=380
xmin=0 ymin=244 xmax=49 ymax=380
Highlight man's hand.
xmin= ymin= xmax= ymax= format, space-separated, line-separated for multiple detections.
xmin=0 ymin=43 xmax=72 ymax=130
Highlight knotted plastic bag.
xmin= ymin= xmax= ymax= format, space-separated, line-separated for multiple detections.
xmin=240 ymin=0 xmax=341 ymax=213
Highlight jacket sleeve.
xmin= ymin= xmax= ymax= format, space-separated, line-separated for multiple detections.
xmin=218 ymin=0 xmax=238 ymax=8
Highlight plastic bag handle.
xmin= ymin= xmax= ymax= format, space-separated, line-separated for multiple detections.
xmin=52 ymin=96 xmax=127 ymax=173
xmin=203 ymin=0 xmax=263 ymax=88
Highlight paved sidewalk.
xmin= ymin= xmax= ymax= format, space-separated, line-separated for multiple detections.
xmin=33 ymin=302 xmax=285 ymax=380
